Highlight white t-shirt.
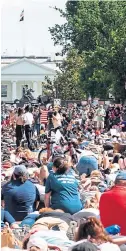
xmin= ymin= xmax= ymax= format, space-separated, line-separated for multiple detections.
xmin=23 ymin=112 xmax=33 ymax=126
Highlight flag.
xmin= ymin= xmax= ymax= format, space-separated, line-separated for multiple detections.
xmin=19 ymin=9 xmax=24 ymax=22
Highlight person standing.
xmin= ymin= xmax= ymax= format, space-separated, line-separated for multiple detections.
xmin=34 ymin=109 xmax=41 ymax=136
xmin=9 ymin=108 xmax=15 ymax=128
xmin=82 ymin=107 xmax=88 ymax=125
xmin=52 ymin=109 xmax=62 ymax=133
xmin=15 ymin=108 xmax=24 ymax=147
xmin=47 ymin=106 xmax=54 ymax=132
xmin=96 ymin=105 xmax=106 ymax=129
xmin=40 ymin=107 xmax=48 ymax=129
xmin=23 ymin=105 xmax=34 ymax=150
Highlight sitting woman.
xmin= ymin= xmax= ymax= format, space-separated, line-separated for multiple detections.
xmin=45 ymin=158 xmax=83 ymax=214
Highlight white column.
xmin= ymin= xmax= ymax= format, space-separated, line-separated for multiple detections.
xmin=11 ymin=81 xmax=17 ymax=101
xmin=33 ymin=81 xmax=38 ymax=98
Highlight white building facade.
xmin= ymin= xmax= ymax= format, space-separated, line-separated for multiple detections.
xmin=1 ymin=58 xmax=56 ymax=102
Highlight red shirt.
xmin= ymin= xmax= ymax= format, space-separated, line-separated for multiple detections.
xmin=99 ymin=185 xmax=126 ymax=235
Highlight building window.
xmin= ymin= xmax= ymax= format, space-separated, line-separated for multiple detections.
xmin=1 ymin=85 xmax=7 ymax=97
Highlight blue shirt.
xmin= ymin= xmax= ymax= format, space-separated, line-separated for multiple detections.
xmin=45 ymin=171 xmax=82 ymax=214
xmin=76 ymin=156 xmax=98 ymax=176
xmin=1 ymin=180 xmax=40 ymax=221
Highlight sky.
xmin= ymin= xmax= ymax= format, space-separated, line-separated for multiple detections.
xmin=1 ymin=0 xmax=66 ymax=57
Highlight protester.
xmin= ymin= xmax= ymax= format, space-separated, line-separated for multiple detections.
xmin=45 ymin=158 xmax=83 ymax=214
xmin=23 ymin=105 xmax=34 ymax=150
xmin=33 ymin=108 xmax=41 ymax=136
xmin=1 ymin=102 xmax=126 ymax=251
xmin=96 ymin=105 xmax=106 ymax=129
xmin=75 ymin=217 xmax=121 ymax=250
xmin=15 ymin=108 xmax=24 ymax=147
xmin=1 ymin=165 xmax=40 ymax=221
xmin=100 ymin=171 xmax=126 ymax=235
xmin=52 ymin=109 xmax=62 ymax=132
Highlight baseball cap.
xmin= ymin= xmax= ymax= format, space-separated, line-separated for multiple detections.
xmin=116 ymin=171 xmax=126 ymax=181
xmin=13 ymin=165 xmax=28 ymax=176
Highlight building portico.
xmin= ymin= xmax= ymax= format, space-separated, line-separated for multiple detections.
xmin=1 ymin=58 xmax=56 ymax=102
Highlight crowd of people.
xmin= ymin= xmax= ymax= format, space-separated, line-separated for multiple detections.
xmin=1 ymin=102 xmax=126 ymax=251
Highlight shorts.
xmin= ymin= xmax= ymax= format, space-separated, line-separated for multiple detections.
xmin=97 ymin=121 xmax=104 ymax=129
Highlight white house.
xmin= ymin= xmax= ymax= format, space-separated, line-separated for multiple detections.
xmin=1 ymin=57 xmax=56 ymax=102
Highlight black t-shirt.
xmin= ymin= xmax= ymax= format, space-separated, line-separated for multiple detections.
xmin=37 ymin=211 xmax=74 ymax=225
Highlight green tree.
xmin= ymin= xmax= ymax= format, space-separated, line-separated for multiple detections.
xmin=44 ymin=49 xmax=86 ymax=100
xmin=49 ymin=0 xmax=126 ymax=101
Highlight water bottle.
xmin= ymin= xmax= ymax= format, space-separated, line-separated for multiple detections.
xmin=105 ymin=225 xmax=120 ymax=235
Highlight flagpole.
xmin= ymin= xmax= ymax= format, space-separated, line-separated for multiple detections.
xmin=23 ymin=10 xmax=25 ymax=57
xmin=23 ymin=18 xmax=26 ymax=57
xmin=20 ymin=9 xmax=25 ymax=57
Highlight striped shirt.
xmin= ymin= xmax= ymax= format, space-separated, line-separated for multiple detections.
xmin=40 ymin=110 xmax=48 ymax=124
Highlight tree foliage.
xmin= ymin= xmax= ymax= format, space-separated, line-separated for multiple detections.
xmin=49 ymin=0 xmax=126 ymax=101
xmin=44 ymin=49 xmax=86 ymax=100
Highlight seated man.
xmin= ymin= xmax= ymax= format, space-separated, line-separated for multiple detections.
xmin=1 ymin=165 xmax=40 ymax=221
xmin=99 ymin=171 xmax=126 ymax=235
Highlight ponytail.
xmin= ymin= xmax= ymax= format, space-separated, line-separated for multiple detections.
xmin=53 ymin=158 xmax=68 ymax=174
